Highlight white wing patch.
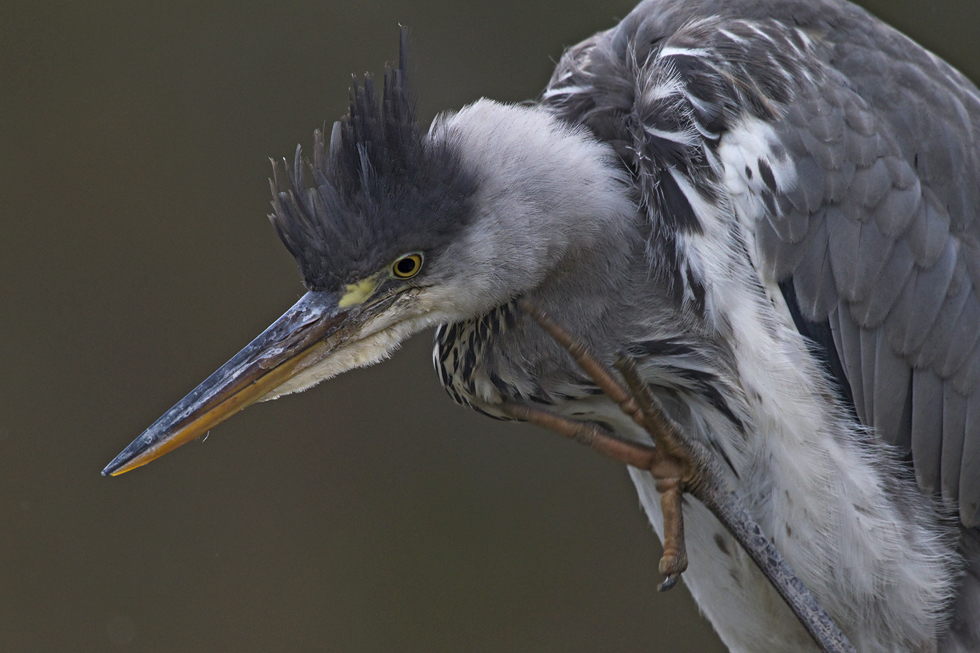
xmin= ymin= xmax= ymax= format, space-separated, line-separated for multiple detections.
xmin=717 ymin=116 xmax=798 ymax=279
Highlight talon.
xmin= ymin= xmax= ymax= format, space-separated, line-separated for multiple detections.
xmin=658 ymin=573 xmax=681 ymax=592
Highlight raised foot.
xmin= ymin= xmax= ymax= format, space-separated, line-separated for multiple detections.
xmin=507 ymin=298 xmax=856 ymax=653
xmin=506 ymin=298 xmax=703 ymax=590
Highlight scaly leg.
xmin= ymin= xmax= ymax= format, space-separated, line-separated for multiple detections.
xmin=500 ymin=399 xmax=687 ymax=590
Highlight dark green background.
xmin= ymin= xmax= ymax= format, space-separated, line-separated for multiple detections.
xmin=2 ymin=1 xmax=977 ymax=650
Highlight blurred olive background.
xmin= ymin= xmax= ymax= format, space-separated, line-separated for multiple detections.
xmin=1 ymin=1 xmax=977 ymax=651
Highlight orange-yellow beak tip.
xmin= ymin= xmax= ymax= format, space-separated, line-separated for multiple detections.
xmin=101 ymin=291 xmax=354 ymax=477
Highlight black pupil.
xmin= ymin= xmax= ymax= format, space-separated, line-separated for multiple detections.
xmin=396 ymin=257 xmax=417 ymax=275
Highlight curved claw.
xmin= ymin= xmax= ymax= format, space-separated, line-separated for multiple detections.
xmin=658 ymin=573 xmax=681 ymax=592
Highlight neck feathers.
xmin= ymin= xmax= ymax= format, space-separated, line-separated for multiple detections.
xmin=421 ymin=100 xmax=639 ymax=318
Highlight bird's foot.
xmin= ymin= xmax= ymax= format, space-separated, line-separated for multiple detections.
xmin=499 ymin=398 xmax=688 ymax=590
xmin=507 ymin=298 xmax=703 ymax=591
xmin=510 ymin=298 xmax=857 ymax=653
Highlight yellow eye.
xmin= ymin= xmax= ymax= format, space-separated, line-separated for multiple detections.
xmin=392 ymin=253 xmax=423 ymax=279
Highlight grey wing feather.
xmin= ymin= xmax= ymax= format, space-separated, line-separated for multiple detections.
xmin=792 ymin=214 xmax=838 ymax=318
xmin=963 ymin=401 xmax=980 ymax=522
xmin=873 ymin=329 xmax=912 ymax=449
xmin=943 ymin=285 xmax=980 ymax=378
xmin=750 ymin=13 xmax=980 ymax=524
xmin=878 ymin=242 xmax=958 ymax=364
xmin=834 ymin=304 xmax=867 ymax=423
xmin=912 ymin=369 xmax=944 ymax=494
xmin=907 ymin=192 xmax=951 ymax=267
xmin=924 ymin=271 xmax=973 ymax=373
xmin=943 ymin=388 xmax=968 ymax=509
xmin=859 ymin=325 xmax=878 ymax=423
xmin=849 ymin=237 xmax=914 ymax=327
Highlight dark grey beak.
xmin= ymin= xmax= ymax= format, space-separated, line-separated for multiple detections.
xmin=102 ymin=290 xmax=367 ymax=476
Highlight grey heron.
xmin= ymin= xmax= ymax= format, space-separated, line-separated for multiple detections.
xmin=103 ymin=0 xmax=980 ymax=649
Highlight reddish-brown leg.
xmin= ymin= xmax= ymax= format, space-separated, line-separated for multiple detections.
xmin=510 ymin=298 xmax=856 ymax=653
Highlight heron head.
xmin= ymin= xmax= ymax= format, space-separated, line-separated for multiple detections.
xmin=102 ymin=33 xmax=634 ymax=476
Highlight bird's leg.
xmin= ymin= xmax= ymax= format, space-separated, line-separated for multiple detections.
xmin=655 ymin=476 xmax=686 ymax=591
xmin=499 ymin=401 xmax=657 ymax=469
xmin=510 ymin=298 xmax=695 ymax=589
xmin=513 ymin=298 xmax=856 ymax=653
xmin=500 ymin=399 xmax=689 ymax=590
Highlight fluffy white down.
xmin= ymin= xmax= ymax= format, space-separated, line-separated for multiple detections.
xmin=636 ymin=117 xmax=961 ymax=652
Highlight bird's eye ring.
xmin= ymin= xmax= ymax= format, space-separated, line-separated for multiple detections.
xmin=392 ymin=253 xmax=423 ymax=279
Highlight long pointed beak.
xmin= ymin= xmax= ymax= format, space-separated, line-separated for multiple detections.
xmin=102 ymin=291 xmax=373 ymax=476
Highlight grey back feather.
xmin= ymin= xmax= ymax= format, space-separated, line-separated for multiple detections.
xmin=541 ymin=0 xmax=980 ymax=526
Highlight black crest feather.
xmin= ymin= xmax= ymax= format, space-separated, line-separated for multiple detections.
xmin=269 ymin=27 xmax=476 ymax=291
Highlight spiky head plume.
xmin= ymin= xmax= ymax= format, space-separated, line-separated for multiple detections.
xmin=269 ymin=28 xmax=477 ymax=291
